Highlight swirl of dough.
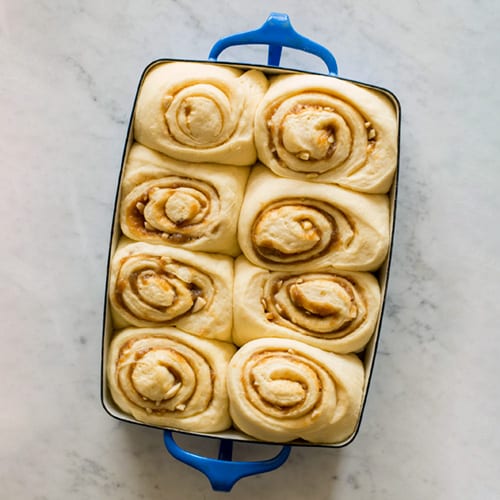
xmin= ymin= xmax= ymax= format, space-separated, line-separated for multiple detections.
xmin=122 ymin=176 xmax=220 ymax=245
xmin=272 ymin=275 xmax=360 ymax=332
xmin=113 ymin=253 xmax=210 ymax=323
xmin=238 ymin=167 xmax=390 ymax=272
xmin=120 ymin=144 xmax=250 ymax=256
xmin=251 ymin=198 xmax=353 ymax=265
xmin=233 ymin=257 xmax=381 ymax=353
xmin=107 ymin=327 xmax=236 ymax=432
xmin=227 ymin=338 xmax=364 ymax=443
xmin=109 ymin=240 xmax=233 ymax=341
xmin=165 ymin=83 xmax=236 ymax=148
xmin=255 ymin=74 xmax=398 ymax=193
xmin=267 ymin=95 xmax=364 ymax=174
xmin=134 ymin=62 xmax=268 ymax=165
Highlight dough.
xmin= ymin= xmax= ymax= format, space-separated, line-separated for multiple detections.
xmin=238 ymin=166 xmax=390 ymax=271
xmin=120 ymin=143 xmax=249 ymax=256
xmin=254 ymin=73 xmax=397 ymax=193
xmin=134 ymin=62 xmax=268 ymax=165
xmin=107 ymin=327 xmax=236 ymax=432
xmin=108 ymin=238 xmax=233 ymax=341
xmin=233 ymin=256 xmax=381 ymax=353
xmin=227 ymin=338 xmax=364 ymax=443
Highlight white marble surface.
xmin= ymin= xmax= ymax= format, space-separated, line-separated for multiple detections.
xmin=1 ymin=0 xmax=500 ymax=498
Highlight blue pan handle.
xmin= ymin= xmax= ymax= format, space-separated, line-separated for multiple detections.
xmin=208 ymin=12 xmax=338 ymax=75
xmin=163 ymin=430 xmax=291 ymax=492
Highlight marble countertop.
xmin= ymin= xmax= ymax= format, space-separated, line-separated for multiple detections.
xmin=2 ymin=1 xmax=499 ymax=498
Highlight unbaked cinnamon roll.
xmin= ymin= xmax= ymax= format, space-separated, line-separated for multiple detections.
xmin=134 ymin=62 xmax=268 ymax=165
xmin=120 ymin=143 xmax=249 ymax=256
xmin=238 ymin=166 xmax=390 ymax=271
xmin=107 ymin=327 xmax=236 ymax=432
xmin=233 ymin=257 xmax=380 ymax=353
xmin=254 ymin=73 xmax=397 ymax=193
xmin=108 ymin=239 xmax=233 ymax=341
xmin=227 ymin=338 xmax=364 ymax=443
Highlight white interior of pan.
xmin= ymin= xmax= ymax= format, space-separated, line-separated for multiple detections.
xmin=100 ymin=60 xmax=400 ymax=448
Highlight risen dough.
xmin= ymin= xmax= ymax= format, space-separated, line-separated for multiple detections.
xmin=134 ymin=62 xmax=268 ymax=165
xmin=107 ymin=327 xmax=236 ymax=432
xmin=108 ymin=238 xmax=233 ymax=341
xmin=227 ymin=338 xmax=364 ymax=443
xmin=233 ymin=256 xmax=381 ymax=353
xmin=120 ymin=143 xmax=250 ymax=256
xmin=254 ymin=73 xmax=397 ymax=193
xmin=238 ymin=166 xmax=390 ymax=271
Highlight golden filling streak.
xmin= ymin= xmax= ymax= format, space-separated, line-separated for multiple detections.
xmin=114 ymin=254 xmax=212 ymax=324
xmin=251 ymin=198 xmax=355 ymax=264
xmin=162 ymin=81 xmax=242 ymax=148
xmin=266 ymin=92 xmax=376 ymax=175
xmin=241 ymin=352 xmax=328 ymax=420
xmin=124 ymin=176 xmax=220 ymax=244
xmin=116 ymin=338 xmax=215 ymax=416
xmin=262 ymin=273 xmax=367 ymax=339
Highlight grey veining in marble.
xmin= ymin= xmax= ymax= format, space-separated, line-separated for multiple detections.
xmin=1 ymin=0 xmax=500 ymax=498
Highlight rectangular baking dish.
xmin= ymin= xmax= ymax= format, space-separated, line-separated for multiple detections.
xmin=100 ymin=12 xmax=400 ymax=492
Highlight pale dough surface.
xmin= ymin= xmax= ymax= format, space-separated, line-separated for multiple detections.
xmin=107 ymin=327 xmax=236 ymax=432
xmin=120 ymin=143 xmax=249 ymax=256
xmin=108 ymin=238 xmax=233 ymax=341
xmin=227 ymin=338 xmax=364 ymax=443
xmin=254 ymin=73 xmax=397 ymax=193
xmin=134 ymin=61 xmax=268 ymax=165
xmin=238 ymin=166 xmax=390 ymax=272
xmin=233 ymin=256 xmax=381 ymax=354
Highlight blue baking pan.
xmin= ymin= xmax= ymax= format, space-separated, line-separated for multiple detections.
xmin=101 ymin=12 xmax=400 ymax=492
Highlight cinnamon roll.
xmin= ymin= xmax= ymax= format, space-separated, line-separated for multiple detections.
xmin=120 ymin=143 xmax=249 ymax=256
xmin=134 ymin=62 xmax=268 ymax=165
xmin=233 ymin=257 xmax=380 ymax=353
xmin=238 ymin=166 xmax=390 ymax=271
xmin=107 ymin=327 xmax=236 ymax=432
xmin=108 ymin=239 xmax=233 ymax=341
xmin=254 ymin=73 xmax=397 ymax=193
xmin=227 ymin=338 xmax=364 ymax=443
